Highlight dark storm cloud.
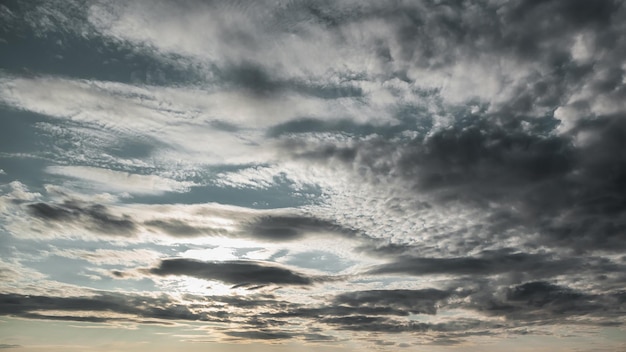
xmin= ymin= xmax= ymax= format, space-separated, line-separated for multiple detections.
xmin=0 ymin=290 xmax=329 ymax=335
xmin=215 ymin=62 xmax=363 ymax=99
xmin=266 ymin=117 xmax=415 ymax=138
xmin=223 ymin=330 xmax=294 ymax=340
xmin=260 ymin=283 xmax=623 ymax=332
xmin=281 ymin=295 xmax=497 ymax=331
xmin=285 ymin=112 xmax=626 ymax=252
xmin=497 ymin=0 xmax=622 ymax=59
xmin=319 ymin=315 xmax=492 ymax=335
xmin=144 ymin=213 xmax=357 ymax=241
xmin=143 ymin=219 xmax=216 ymax=237
xmin=0 ymin=290 xmax=306 ymax=326
xmin=25 ymin=197 xmax=357 ymax=241
xmin=148 ymin=258 xmax=316 ymax=286
xmin=334 ymin=0 xmax=623 ymax=115
xmin=2 ymin=285 xmax=619 ymax=339
xmin=366 ymin=250 xmax=582 ymax=277
xmin=27 ymin=200 xmax=136 ymax=236
xmin=333 ymin=288 xmax=456 ymax=315
xmin=274 ymin=0 xmax=626 ymax=256
xmin=208 ymin=119 xmax=241 ymax=133
xmin=279 ymin=136 xmax=360 ymax=168
xmin=469 ymin=281 xmax=626 ymax=323
xmin=0 ymin=292 xmax=205 ymax=323
xmin=267 ymin=304 xmax=410 ymax=319
xmin=244 ymin=214 xmax=357 ymax=241
xmin=279 ymin=0 xmax=621 ymax=68
xmin=492 ymin=0 xmax=620 ymax=114
xmin=222 ymin=329 xmax=336 ymax=342
xmin=26 ymin=200 xmax=221 ymax=239
xmin=264 ymin=288 xmax=460 ymax=320
xmin=376 ymin=249 xmax=626 ymax=282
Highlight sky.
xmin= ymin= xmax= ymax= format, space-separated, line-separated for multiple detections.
xmin=1 ymin=0 xmax=625 ymax=351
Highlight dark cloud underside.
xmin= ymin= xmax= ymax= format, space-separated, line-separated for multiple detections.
xmin=148 ymin=258 xmax=315 ymax=286
xmin=27 ymin=201 xmax=136 ymax=236
xmin=286 ymin=114 xmax=626 ymax=252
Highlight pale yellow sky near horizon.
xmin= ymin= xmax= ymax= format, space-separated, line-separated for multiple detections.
xmin=1 ymin=318 xmax=624 ymax=352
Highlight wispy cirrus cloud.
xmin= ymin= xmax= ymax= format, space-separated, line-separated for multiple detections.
xmin=45 ymin=166 xmax=195 ymax=196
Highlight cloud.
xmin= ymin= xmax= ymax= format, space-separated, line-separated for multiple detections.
xmin=144 ymin=212 xmax=356 ymax=241
xmin=223 ymin=330 xmax=293 ymax=341
xmin=213 ymin=62 xmax=364 ymax=99
xmin=2 ymin=0 xmax=626 ymax=349
xmin=332 ymin=288 xmax=456 ymax=315
xmin=0 ymin=292 xmax=204 ymax=323
xmin=469 ymin=281 xmax=626 ymax=324
xmin=49 ymin=248 xmax=162 ymax=266
xmin=318 ymin=315 xmax=491 ymax=335
xmin=27 ymin=200 xmax=136 ymax=237
xmin=11 ymin=193 xmax=363 ymax=250
xmin=0 ymin=284 xmax=622 ymax=345
xmin=365 ymin=251 xmax=580 ymax=278
xmin=0 ymin=75 xmax=274 ymax=167
xmin=45 ymin=166 xmax=194 ymax=196
xmin=147 ymin=258 xmax=317 ymax=287
xmin=264 ymin=288 xmax=461 ymax=320
xmin=221 ymin=329 xmax=337 ymax=342
xmin=143 ymin=207 xmax=359 ymax=242
xmin=0 ymin=290 xmax=307 ymax=327
xmin=1 ymin=181 xmax=41 ymax=203
xmin=244 ymin=214 xmax=357 ymax=242
xmin=283 ymin=112 xmax=626 ymax=253
xmin=142 ymin=219 xmax=215 ymax=238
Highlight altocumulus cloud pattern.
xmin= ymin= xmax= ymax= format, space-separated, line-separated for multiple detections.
xmin=0 ymin=1 xmax=625 ymax=351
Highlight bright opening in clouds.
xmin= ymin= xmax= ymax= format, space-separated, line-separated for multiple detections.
xmin=1 ymin=1 xmax=625 ymax=351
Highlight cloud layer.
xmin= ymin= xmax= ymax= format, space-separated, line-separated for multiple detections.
xmin=1 ymin=0 xmax=625 ymax=351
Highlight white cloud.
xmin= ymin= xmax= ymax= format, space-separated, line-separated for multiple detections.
xmin=50 ymin=248 xmax=162 ymax=266
xmin=45 ymin=165 xmax=194 ymax=195
xmin=87 ymin=0 xmax=372 ymax=79
xmin=0 ymin=75 xmax=402 ymax=169
xmin=0 ymin=181 xmax=41 ymax=213
xmin=88 ymin=0 xmax=552 ymax=110
xmin=3 ymin=181 xmax=41 ymax=201
xmin=214 ymin=165 xmax=286 ymax=189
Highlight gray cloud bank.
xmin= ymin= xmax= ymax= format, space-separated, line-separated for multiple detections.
xmin=285 ymin=113 xmax=626 ymax=253
xmin=147 ymin=258 xmax=316 ymax=287
xmin=1 ymin=281 xmax=623 ymax=343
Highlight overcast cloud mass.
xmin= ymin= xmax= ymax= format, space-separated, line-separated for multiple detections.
xmin=1 ymin=0 xmax=625 ymax=351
